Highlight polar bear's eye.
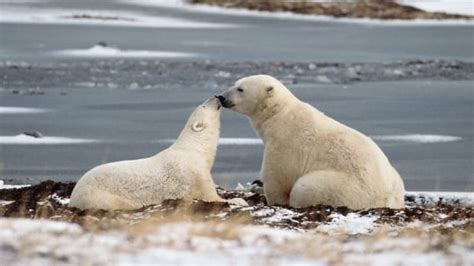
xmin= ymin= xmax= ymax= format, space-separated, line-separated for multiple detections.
xmin=237 ymin=87 xmax=244 ymax=92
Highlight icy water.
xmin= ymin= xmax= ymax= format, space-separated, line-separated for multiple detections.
xmin=0 ymin=0 xmax=473 ymax=191
xmin=1 ymin=61 xmax=473 ymax=191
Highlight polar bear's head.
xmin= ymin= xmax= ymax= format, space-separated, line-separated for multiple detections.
xmin=217 ymin=75 xmax=292 ymax=117
xmin=185 ymin=97 xmax=222 ymax=134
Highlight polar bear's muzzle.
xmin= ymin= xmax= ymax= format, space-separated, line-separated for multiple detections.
xmin=203 ymin=96 xmax=222 ymax=110
xmin=216 ymin=95 xmax=235 ymax=108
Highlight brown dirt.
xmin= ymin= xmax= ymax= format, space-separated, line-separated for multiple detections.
xmin=189 ymin=0 xmax=473 ymax=20
xmin=0 ymin=180 xmax=472 ymax=232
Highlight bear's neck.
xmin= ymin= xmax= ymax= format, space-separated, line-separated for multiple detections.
xmin=249 ymin=94 xmax=298 ymax=138
xmin=172 ymin=127 xmax=219 ymax=169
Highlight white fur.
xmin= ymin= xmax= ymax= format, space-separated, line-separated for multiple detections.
xmin=69 ymin=97 xmax=245 ymax=210
xmin=219 ymin=75 xmax=405 ymax=209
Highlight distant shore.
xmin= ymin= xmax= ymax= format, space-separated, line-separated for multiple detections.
xmin=189 ymin=0 xmax=473 ymax=20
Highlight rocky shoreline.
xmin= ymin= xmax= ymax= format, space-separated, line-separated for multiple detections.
xmin=2 ymin=60 xmax=473 ymax=94
xmin=189 ymin=0 xmax=473 ymax=20
xmin=0 ymin=180 xmax=472 ymax=232
xmin=1 ymin=180 xmax=472 ymax=265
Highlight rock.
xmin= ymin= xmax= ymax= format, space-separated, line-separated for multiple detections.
xmin=316 ymin=75 xmax=332 ymax=83
xmin=23 ymin=131 xmax=44 ymax=138
xmin=97 ymin=41 xmax=108 ymax=47
xmin=251 ymin=180 xmax=263 ymax=187
xmin=128 ymin=82 xmax=139 ymax=90
xmin=250 ymin=180 xmax=264 ymax=195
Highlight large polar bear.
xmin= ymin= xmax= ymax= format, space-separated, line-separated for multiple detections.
xmin=217 ymin=75 xmax=405 ymax=209
xmin=70 ymin=97 xmax=243 ymax=210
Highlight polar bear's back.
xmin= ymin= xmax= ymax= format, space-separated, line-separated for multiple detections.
xmin=69 ymin=153 xmax=192 ymax=209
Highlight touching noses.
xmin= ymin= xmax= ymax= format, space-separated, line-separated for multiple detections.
xmin=215 ymin=94 xmax=234 ymax=108
xmin=215 ymin=95 xmax=226 ymax=105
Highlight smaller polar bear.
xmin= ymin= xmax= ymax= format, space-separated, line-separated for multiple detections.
xmin=70 ymin=97 xmax=244 ymax=210
xmin=217 ymin=75 xmax=405 ymax=209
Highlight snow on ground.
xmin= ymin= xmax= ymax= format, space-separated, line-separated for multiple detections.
xmin=0 ymin=180 xmax=30 ymax=190
xmin=0 ymin=6 xmax=237 ymax=28
xmin=0 ymin=181 xmax=472 ymax=265
xmin=0 ymin=106 xmax=47 ymax=114
xmin=0 ymin=134 xmax=97 ymax=145
xmin=51 ymin=193 xmax=70 ymax=205
xmin=398 ymin=0 xmax=474 ymax=16
xmin=315 ymin=212 xmax=378 ymax=235
xmin=121 ymin=0 xmax=473 ymax=25
xmin=52 ymin=45 xmax=198 ymax=58
xmin=0 ymin=219 xmax=315 ymax=265
xmin=0 ymin=217 xmax=472 ymax=265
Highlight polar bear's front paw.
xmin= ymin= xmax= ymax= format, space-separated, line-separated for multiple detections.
xmin=227 ymin=197 xmax=248 ymax=206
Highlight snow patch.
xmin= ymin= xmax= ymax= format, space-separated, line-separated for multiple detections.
xmin=0 ymin=219 xmax=316 ymax=265
xmin=0 ymin=106 xmax=47 ymax=114
xmin=0 ymin=0 xmax=43 ymax=2
xmin=51 ymin=194 xmax=70 ymax=205
xmin=119 ymin=0 xmax=186 ymax=8
xmin=0 ymin=180 xmax=30 ymax=190
xmin=218 ymin=138 xmax=263 ymax=145
xmin=316 ymin=213 xmax=378 ymax=235
xmin=158 ymin=138 xmax=263 ymax=145
xmin=0 ymin=134 xmax=97 ymax=145
xmin=371 ymin=134 xmax=462 ymax=144
xmin=397 ymin=0 xmax=474 ymax=16
xmin=52 ymin=45 xmax=197 ymax=58
xmin=2 ymin=217 xmax=469 ymax=265
xmin=252 ymin=207 xmax=302 ymax=224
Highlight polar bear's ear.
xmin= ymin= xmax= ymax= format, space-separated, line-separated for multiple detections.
xmin=266 ymin=86 xmax=274 ymax=96
xmin=192 ymin=121 xmax=206 ymax=132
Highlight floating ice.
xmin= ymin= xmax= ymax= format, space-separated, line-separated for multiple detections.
xmin=0 ymin=134 xmax=97 ymax=145
xmin=0 ymin=106 xmax=46 ymax=114
xmin=371 ymin=134 xmax=462 ymax=144
xmin=158 ymin=138 xmax=263 ymax=145
xmin=52 ymin=45 xmax=197 ymax=58
xmin=218 ymin=138 xmax=263 ymax=145
xmin=0 ymin=0 xmax=43 ymax=2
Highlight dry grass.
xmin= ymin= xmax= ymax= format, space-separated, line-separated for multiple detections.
xmin=0 ymin=181 xmax=472 ymax=265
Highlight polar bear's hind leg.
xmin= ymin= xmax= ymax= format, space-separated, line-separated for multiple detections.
xmin=289 ymin=171 xmax=359 ymax=209
xmin=70 ymin=188 xmax=140 ymax=210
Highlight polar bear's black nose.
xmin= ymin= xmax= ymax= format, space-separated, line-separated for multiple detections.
xmin=216 ymin=95 xmax=234 ymax=108
xmin=216 ymin=95 xmax=226 ymax=104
